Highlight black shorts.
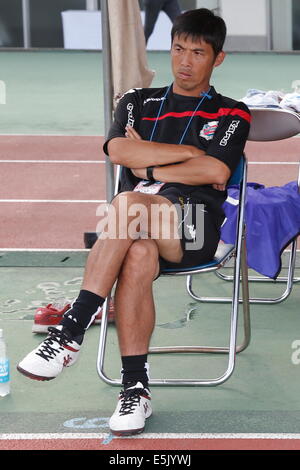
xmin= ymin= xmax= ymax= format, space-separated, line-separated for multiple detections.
xmin=157 ymin=190 xmax=223 ymax=275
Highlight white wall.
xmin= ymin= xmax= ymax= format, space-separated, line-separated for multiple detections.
xmin=220 ymin=0 xmax=268 ymax=36
xmin=61 ymin=10 xmax=172 ymax=50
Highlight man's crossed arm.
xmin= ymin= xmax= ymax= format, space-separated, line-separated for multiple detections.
xmin=107 ymin=125 xmax=230 ymax=188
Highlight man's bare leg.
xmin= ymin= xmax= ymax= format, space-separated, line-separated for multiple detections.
xmin=81 ymin=191 xmax=182 ymax=298
xmin=108 ymin=234 xmax=180 ymax=436
xmin=81 ymin=191 xmax=182 ymax=357
xmin=114 ymin=239 xmax=160 ymax=357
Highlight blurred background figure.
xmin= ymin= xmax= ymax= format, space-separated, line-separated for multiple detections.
xmin=0 ymin=17 xmax=12 ymax=46
xmin=143 ymin=0 xmax=181 ymax=44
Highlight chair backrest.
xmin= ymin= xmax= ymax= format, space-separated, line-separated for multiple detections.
xmin=248 ymin=107 xmax=300 ymax=141
xmin=248 ymin=107 xmax=300 ymax=193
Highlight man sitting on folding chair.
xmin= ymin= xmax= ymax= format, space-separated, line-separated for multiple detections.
xmin=17 ymin=8 xmax=251 ymax=436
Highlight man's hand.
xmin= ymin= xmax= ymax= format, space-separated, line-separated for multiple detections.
xmin=124 ymin=126 xmax=147 ymax=179
xmin=212 ymin=183 xmax=226 ymax=191
xmin=131 ymin=167 xmax=147 ymax=179
xmin=125 ymin=125 xmax=142 ymax=141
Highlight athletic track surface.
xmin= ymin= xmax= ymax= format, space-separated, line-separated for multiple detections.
xmin=0 ymin=134 xmax=299 ymax=452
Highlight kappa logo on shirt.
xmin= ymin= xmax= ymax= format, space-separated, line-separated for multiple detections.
xmin=220 ymin=120 xmax=240 ymax=146
xmin=143 ymin=96 xmax=166 ymax=105
xmin=127 ymin=103 xmax=135 ymax=127
xmin=199 ymin=121 xmax=219 ymax=140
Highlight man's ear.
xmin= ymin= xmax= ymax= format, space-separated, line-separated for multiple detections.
xmin=214 ymin=51 xmax=226 ymax=68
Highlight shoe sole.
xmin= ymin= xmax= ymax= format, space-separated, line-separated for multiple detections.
xmin=31 ymin=317 xmax=113 ymax=334
xmin=16 ymin=364 xmax=55 ymax=381
xmin=110 ymin=427 xmax=145 ymax=436
xmin=109 ymin=410 xmax=152 ymax=436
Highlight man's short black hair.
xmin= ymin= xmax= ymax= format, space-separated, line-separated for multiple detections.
xmin=171 ymin=8 xmax=226 ymax=57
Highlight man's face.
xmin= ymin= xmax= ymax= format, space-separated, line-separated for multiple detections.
xmin=171 ymin=34 xmax=225 ymax=96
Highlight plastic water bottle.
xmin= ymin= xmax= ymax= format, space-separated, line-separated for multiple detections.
xmin=0 ymin=329 xmax=10 ymax=397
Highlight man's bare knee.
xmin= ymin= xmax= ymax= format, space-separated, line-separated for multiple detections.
xmin=109 ymin=192 xmax=149 ymax=239
xmin=120 ymin=239 xmax=159 ymax=281
xmin=111 ymin=191 xmax=145 ymax=208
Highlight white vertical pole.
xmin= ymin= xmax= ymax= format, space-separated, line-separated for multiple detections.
xmin=266 ymin=0 xmax=273 ymax=50
xmin=86 ymin=0 xmax=98 ymax=11
xmin=0 ymin=81 xmax=6 ymax=105
xmin=270 ymin=0 xmax=293 ymax=51
xmin=22 ymin=0 xmax=31 ymax=48
xmin=100 ymin=0 xmax=114 ymax=202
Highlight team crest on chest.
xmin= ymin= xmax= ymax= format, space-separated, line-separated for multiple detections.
xmin=200 ymin=120 xmax=219 ymax=140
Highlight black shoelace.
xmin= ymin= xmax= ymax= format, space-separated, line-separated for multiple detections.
xmin=35 ymin=327 xmax=72 ymax=362
xmin=119 ymin=388 xmax=145 ymax=416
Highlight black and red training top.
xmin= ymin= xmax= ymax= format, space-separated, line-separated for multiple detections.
xmin=103 ymin=85 xmax=251 ymax=218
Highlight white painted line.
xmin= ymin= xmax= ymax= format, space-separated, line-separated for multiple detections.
xmin=0 ymin=248 xmax=300 ymax=254
xmin=0 ymin=199 xmax=106 ymax=203
xmin=0 ymin=160 xmax=105 ymax=163
xmin=1 ymin=160 xmax=298 ymax=165
xmin=0 ymin=134 xmax=102 ymax=137
xmin=0 ymin=433 xmax=105 ymax=440
xmin=0 ymin=248 xmax=89 ymax=252
xmin=4 ymin=248 xmax=300 ymax=253
xmin=1 ymin=248 xmax=298 ymax=253
xmin=248 ymin=161 xmax=299 ymax=165
xmin=131 ymin=432 xmax=300 ymax=440
xmin=1 ymin=432 xmax=300 ymax=440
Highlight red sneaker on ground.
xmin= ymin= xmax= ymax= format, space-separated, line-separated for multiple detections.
xmin=32 ymin=298 xmax=115 ymax=333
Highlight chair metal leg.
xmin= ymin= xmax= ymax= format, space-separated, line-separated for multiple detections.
xmin=239 ymin=237 xmax=251 ymax=352
xmin=148 ymin=225 xmax=250 ymax=386
xmin=150 ymin=240 xmax=250 ymax=356
xmin=216 ymin=237 xmax=299 ymax=281
xmin=188 ymin=237 xmax=298 ymax=305
xmin=97 ymin=295 xmax=120 ymax=386
xmin=96 ymin=239 xmax=250 ymax=387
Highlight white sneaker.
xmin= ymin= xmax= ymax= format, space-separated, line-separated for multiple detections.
xmin=17 ymin=326 xmax=81 ymax=381
xmin=109 ymin=382 xmax=152 ymax=436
